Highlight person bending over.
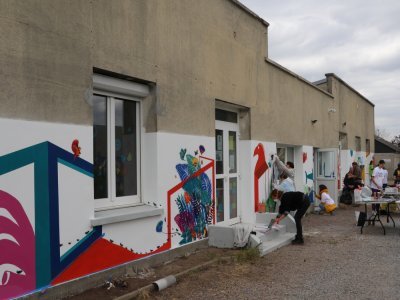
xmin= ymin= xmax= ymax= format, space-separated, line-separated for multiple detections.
xmin=271 ymin=189 xmax=310 ymax=245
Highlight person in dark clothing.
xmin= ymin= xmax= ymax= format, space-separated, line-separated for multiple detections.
xmin=394 ymin=163 xmax=400 ymax=185
xmin=271 ymin=189 xmax=310 ymax=244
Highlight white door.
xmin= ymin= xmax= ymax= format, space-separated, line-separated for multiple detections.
xmin=215 ymin=120 xmax=240 ymax=225
xmin=315 ymin=148 xmax=338 ymax=204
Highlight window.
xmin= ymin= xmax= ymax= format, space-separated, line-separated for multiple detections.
xmin=317 ymin=151 xmax=335 ymax=178
xmin=366 ymin=139 xmax=370 ymax=154
xmin=215 ymin=109 xmax=237 ymax=123
xmin=277 ymin=146 xmax=294 ymax=163
xmin=339 ymin=132 xmax=348 ymax=149
xmin=93 ymin=74 xmax=149 ymax=210
xmin=355 ymin=136 xmax=361 ymax=152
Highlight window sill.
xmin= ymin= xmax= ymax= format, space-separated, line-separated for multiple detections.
xmin=91 ymin=205 xmax=163 ymax=227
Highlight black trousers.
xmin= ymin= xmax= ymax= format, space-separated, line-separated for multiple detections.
xmin=294 ymin=195 xmax=310 ymax=240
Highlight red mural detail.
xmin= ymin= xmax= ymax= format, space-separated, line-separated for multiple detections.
xmin=52 ymin=238 xmax=170 ymax=285
xmin=253 ymin=143 xmax=268 ymax=212
xmin=71 ymin=139 xmax=81 ymax=159
xmin=52 ymin=156 xmax=215 ymax=287
xmin=303 ymin=152 xmax=307 ymax=163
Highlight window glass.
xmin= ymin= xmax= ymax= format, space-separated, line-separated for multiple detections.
xmin=339 ymin=132 xmax=348 ymax=149
xmin=277 ymin=147 xmax=286 ymax=163
xmin=229 ymin=131 xmax=237 ymax=173
xmin=216 ymin=129 xmax=224 ymax=175
xmin=115 ymin=99 xmax=137 ymax=197
xmin=215 ymin=109 xmax=237 ymax=123
xmin=318 ymin=151 xmax=335 ymax=178
xmin=216 ymin=179 xmax=224 ymax=222
xmin=229 ymin=177 xmax=237 ymax=219
xmin=93 ymin=95 xmax=108 ymax=199
xmin=355 ymin=136 xmax=361 ymax=151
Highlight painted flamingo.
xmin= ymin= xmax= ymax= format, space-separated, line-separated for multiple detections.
xmin=253 ymin=143 xmax=268 ymax=212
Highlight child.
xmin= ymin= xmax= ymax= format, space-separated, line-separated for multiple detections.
xmin=316 ymin=184 xmax=337 ymax=215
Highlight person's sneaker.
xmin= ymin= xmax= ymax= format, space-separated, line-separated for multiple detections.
xmin=291 ymin=238 xmax=304 ymax=245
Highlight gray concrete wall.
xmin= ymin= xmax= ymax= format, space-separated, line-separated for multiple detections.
xmin=0 ymin=0 xmax=93 ymax=125
xmin=0 ymin=0 xmax=372 ymax=149
xmin=260 ymin=60 xmax=337 ymax=148
xmin=324 ymin=74 xmax=375 ymax=152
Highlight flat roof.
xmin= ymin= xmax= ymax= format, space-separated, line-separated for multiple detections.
xmin=325 ymin=73 xmax=375 ymax=107
xmin=266 ymin=58 xmax=334 ymax=98
xmin=231 ymin=0 xmax=269 ymax=27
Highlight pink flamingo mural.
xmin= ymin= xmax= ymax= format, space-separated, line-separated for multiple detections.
xmin=0 ymin=190 xmax=35 ymax=300
xmin=253 ymin=143 xmax=268 ymax=212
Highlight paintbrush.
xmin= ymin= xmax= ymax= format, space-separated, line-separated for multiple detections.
xmin=267 ymin=218 xmax=275 ymax=229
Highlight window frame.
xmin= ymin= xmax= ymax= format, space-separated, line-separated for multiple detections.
xmin=92 ymin=75 xmax=148 ymax=211
xmin=355 ymin=136 xmax=361 ymax=152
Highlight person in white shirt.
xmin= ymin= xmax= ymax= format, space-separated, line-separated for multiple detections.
xmin=273 ymin=155 xmax=296 ymax=190
xmin=371 ymin=160 xmax=385 ymax=193
xmin=275 ymin=173 xmax=295 ymax=193
xmin=370 ymin=160 xmax=385 ymax=211
xmin=316 ymin=184 xmax=337 ymax=215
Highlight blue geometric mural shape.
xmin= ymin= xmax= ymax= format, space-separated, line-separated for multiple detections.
xmin=0 ymin=142 xmax=97 ymax=288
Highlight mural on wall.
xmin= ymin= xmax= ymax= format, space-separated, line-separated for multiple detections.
xmin=170 ymin=146 xmax=215 ymax=245
xmin=0 ymin=142 xmax=97 ymax=299
xmin=253 ymin=143 xmax=269 ymax=212
xmin=0 ymin=141 xmax=172 ymax=299
xmin=0 ymin=191 xmax=35 ymax=300
xmin=302 ymin=147 xmax=314 ymax=204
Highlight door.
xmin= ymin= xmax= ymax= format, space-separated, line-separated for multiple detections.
xmin=215 ymin=120 xmax=240 ymax=225
xmin=315 ymin=148 xmax=338 ymax=204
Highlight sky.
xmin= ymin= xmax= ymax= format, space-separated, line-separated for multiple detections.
xmin=240 ymin=0 xmax=400 ymax=140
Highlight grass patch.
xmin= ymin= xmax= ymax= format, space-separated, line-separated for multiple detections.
xmin=235 ymin=247 xmax=260 ymax=263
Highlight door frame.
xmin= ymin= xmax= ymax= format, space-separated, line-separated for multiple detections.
xmin=215 ymin=119 xmax=241 ymax=225
xmin=314 ymin=148 xmax=338 ymax=204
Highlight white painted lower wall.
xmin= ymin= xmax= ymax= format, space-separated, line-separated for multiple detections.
xmin=0 ymin=117 xmax=323 ymax=300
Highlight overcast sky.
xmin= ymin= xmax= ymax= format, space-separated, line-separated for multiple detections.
xmin=240 ymin=0 xmax=400 ymax=140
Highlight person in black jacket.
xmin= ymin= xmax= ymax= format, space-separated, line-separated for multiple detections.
xmin=271 ymin=189 xmax=310 ymax=244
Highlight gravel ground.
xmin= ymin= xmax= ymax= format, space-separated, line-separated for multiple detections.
xmin=151 ymin=206 xmax=400 ymax=300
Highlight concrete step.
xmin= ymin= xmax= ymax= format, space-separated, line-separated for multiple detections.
xmin=258 ymin=232 xmax=296 ymax=256
xmin=253 ymin=223 xmax=287 ymax=241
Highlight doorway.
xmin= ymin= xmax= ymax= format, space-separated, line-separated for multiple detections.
xmin=315 ymin=148 xmax=338 ymax=204
xmin=215 ymin=110 xmax=240 ymax=225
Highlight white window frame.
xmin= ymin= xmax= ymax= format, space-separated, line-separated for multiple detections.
xmin=276 ymin=145 xmax=294 ymax=163
xmin=93 ymin=74 xmax=149 ymax=211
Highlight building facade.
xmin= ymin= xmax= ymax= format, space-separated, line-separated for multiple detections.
xmin=0 ymin=1 xmax=374 ymax=298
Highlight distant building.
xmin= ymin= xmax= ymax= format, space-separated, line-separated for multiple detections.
xmin=374 ymin=136 xmax=400 ymax=185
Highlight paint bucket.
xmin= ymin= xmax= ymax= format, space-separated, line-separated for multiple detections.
xmin=153 ymin=275 xmax=177 ymax=291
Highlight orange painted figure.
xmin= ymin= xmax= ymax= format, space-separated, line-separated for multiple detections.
xmin=253 ymin=143 xmax=268 ymax=212
xmin=71 ymin=139 xmax=81 ymax=159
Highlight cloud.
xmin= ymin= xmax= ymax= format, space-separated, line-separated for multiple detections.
xmin=240 ymin=0 xmax=400 ymax=138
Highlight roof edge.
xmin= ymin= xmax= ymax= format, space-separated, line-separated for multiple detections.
xmin=230 ymin=0 xmax=269 ymax=27
xmin=326 ymin=73 xmax=375 ymax=107
xmin=313 ymin=78 xmax=327 ymax=85
xmin=375 ymin=135 xmax=400 ymax=153
xmin=266 ymin=58 xmax=334 ymax=98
